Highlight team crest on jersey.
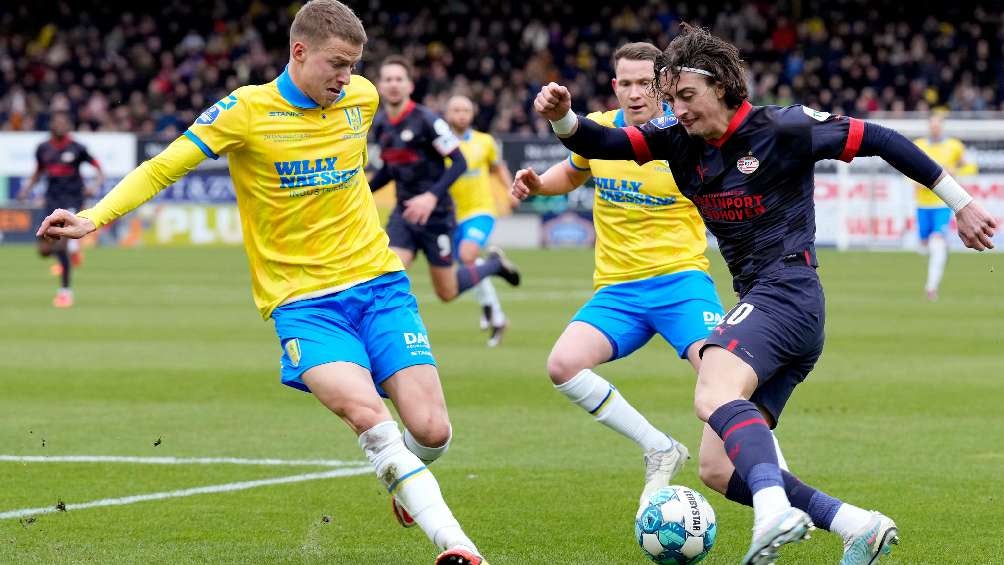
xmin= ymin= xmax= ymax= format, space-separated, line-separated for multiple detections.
xmin=647 ymin=114 xmax=679 ymax=129
xmin=344 ymin=107 xmax=363 ymax=132
xmin=284 ymin=338 xmax=301 ymax=368
xmin=196 ymin=94 xmax=239 ymax=125
xmin=61 ymin=151 xmax=75 ymax=163
xmin=737 ymin=154 xmax=759 ymax=174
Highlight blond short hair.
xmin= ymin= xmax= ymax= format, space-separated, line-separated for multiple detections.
xmin=290 ymin=0 xmax=367 ymax=47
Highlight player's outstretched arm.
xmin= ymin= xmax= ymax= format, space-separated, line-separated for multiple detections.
xmin=855 ymin=122 xmax=997 ymax=250
xmin=534 ymin=82 xmax=639 ymax=162
xmin=512 ymin=161 xmax=590 ymax=200
xmin=36 ymin=136 xmax=206 ymax=240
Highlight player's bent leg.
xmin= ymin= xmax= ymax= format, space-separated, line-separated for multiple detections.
xmin=384 ymin=364 xmax=452 ymax=464
xmin=549 ymin=322 xmax=687 ymax=505
xmin=696 ymin=347 xmax=810 ymax=564
xmin=305 ymin=364 xmax=480 ymax=557
xmin=429 ymin=265 xmax=461 ymax=302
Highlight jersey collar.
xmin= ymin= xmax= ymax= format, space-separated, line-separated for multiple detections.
xmin=614 ymin=102 xmax=672 ymax=128
xmin=276 ymin=65 xmax=347 ymax=109
xmin=707 ymin=100 xmax=752 ymax=148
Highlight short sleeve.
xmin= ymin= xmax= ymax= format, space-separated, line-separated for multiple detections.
xmin=778 ymin=105 xmax=864 ymax=163
xmin=184 ymin=92 xmax=248 ymax=159
xmin=485 ymin=135 xmax=498 ymax=165
xmin=568 ymin=151 xmax=591 ymax=171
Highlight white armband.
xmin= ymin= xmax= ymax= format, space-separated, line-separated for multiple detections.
xmin=931 ymin=175 xmax=973 ymax=212
xmin=549 ymin=110 xmax=578 ymax=137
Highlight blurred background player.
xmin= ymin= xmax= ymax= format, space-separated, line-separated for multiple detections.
xmin=512 ymin=42 xmax=725 ymax=507
xmin=16 ymin=110 xmax=104 ymax=308
xmin=444 ymin=94 xmax=515 ymax=346
xmin=35 ymin=2 xmax=485 ymax=563
xmin=913 ymin=112 xmax=978 ymax=301
xmin=370 ymin=56 xmax=521 ymax=307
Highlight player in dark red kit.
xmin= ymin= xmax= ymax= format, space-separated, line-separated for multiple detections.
xmin=370 ymin=56 xmax=520 ymax=306
xmin=534 ymin=24 xmax=996 ymax=565
xmin=17 ymin=111 xmax=104 ymax=307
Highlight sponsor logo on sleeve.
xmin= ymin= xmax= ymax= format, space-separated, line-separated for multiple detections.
xmin=195 ymin=94 xmax=239 ymax=125
xmin=647 ymin=115 xmax=679 ymax=129
xmin=801 ymin=106 xmax=831 ymax=122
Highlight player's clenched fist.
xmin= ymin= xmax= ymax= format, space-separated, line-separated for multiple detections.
xmin=511 ymin=168 xmax=542 ymax=201
xmin=36 ymin=208 xmax=95 ymax=241
xmin=534 ymin=82 xmax=572 ymax=121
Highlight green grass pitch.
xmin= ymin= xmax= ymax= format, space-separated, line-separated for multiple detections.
xmin=1 ymin=245 xmax=1002 ymax=564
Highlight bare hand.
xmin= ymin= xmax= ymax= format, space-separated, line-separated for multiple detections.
xmin=955 ymin=201 xmax=997 ymax=251
xmin=35 ymin=208 xmax=96 ymax=241
xmin=533 ymin=82 xmax=572 ymax=121
xmin=402 ymin=192 xmax=438 ymax=225
xmin=512 ymin=168 xmax=543 ymax=201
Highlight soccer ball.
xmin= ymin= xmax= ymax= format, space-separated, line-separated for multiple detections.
xmin=635 ymin=485 xmax=717 ymax=564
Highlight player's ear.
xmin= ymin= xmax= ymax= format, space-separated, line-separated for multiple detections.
xmin=714 ymin=82 xmax=726 ymax=101
xmin=611 ymin=78 xmax=618 ymax=91
xmin=290 ymin=40 xmax=307 ymax=62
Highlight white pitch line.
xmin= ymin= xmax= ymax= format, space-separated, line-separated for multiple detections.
xmin=0 ymin=466 xmax=373 ymax=521
xmin=0 ymin=455 xmax=366 ymax=467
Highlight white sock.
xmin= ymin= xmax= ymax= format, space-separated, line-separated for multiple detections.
xmin=473 ymin=270 xmax=505 ymax=325
xmin=926 ymin=235 xmax=948 ymax=292
xmin=773 ymin=434 xmax=789 ymax=472
xmin=554 ymin=369 xmax=673 ymax=452
xmin=829 ymin=503 xmax=874 ymax=540
xmin=67 ymin=238 xmax=80 ymax=254
xmin=403 ymin=427 xmax=451 ymax=465
xmin=358 ymin=421 xmax=476 ymax=552
xmin=752 ymin=486 xmax=792 ymax=536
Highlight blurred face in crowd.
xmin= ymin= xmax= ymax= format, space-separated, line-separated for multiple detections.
xmin=445 ymin=96 xmax=474 ymax=132
xmin=612 ymin=58 xmax=660 ymax=126
xmin=378 ymin=63 xmax=413 ymax=107
xmin=662 ymin=71 xmax=729 ymax=140
xmin=290 ymin=35 xmax=361 ymax=107
xmin=50 ymin=112 xmax=71 ymax=138
xmin=929 ymin=114 xmax=944 ymax=140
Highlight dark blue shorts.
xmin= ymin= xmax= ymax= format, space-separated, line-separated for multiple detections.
xmin=386 ymin=211 xmax=456 ymax=267
xmin=703 ymin=266 xmax=825 ymax=425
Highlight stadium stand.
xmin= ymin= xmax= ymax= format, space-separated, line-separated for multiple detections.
xmin=2 ymin=1 xmax=1002 ymax=136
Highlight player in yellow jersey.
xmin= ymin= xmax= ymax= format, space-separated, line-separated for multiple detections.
xmin=444 ymin=95 xmax=515 ymax=346
xmin=913 ymin=112 xmax=978 ymax=301
xmin=35 ymin=2 xmax=485 ymax=564
xmin=511 ymin=43 xmax=727 ymax=507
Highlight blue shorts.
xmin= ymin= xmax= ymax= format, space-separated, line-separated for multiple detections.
xmin=454 ymin=214 xmax=496 ymax=253
xmin=271 ymin=271 xmax=436 ymax=397
xmin=572 ymin=270 xmax=725 ymax=360
xmin=703 ymin=266 xmax=825 ymax=426
xmin=917 ymin=207 xmax=952 ymax=241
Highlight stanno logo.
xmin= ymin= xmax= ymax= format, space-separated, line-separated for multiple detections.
xmin=344 ymin=107 xmax=363 ymax=132
xmin=269 ymin=111 xmax=304 ymax=118
xmin=737 ymin=154 xmax=759 ymax=174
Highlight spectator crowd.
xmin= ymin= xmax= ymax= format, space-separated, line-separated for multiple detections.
xmin=2 ymin=0 xmax=1002 ymax=137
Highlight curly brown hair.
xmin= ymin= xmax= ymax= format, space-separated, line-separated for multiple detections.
xmin=653 ymin=23 xmax=748 ymax=109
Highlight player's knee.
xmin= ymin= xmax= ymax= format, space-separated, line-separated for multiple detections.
xmin=408 ymin=421 xmax=452 ymax=452
xmin=458 ymin=244 xmax=479 ymax=265
xmin=698 ymin=455 xmax=731 ymax=494
xmin=333 ymin=399 xmax=389 ymax=433
xmin=433 ymin=285 xmax=457 ymax=302
xmin=693 ymin=388 xmax=722 ymax=423
xmin=547 ymin=350 xmax=586 ymax=385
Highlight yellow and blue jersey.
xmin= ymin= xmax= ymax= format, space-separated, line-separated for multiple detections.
xmin=913 ymin=136 xmax=976 ymax=208
xmin=569 ymin=107 xmax=709 ymax=289
xmin=81 ymin=67 xmax=403 ymax=319
xmin=449 ymin=129 xmax=500 ymax=222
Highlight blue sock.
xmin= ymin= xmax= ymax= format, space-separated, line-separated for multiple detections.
xmin=725 ymin=470 xmax=842 ymax=531
xmin=456 ymin=255 xmax=501 ymax=294
xmin=708 ymin=399 xmax=783 ymax=493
